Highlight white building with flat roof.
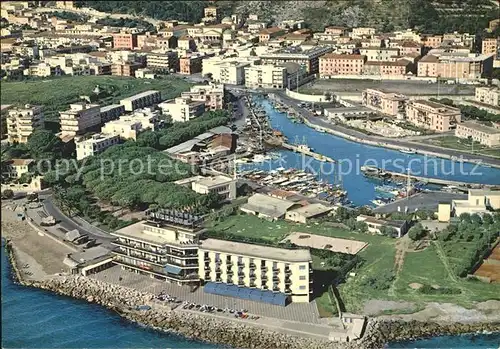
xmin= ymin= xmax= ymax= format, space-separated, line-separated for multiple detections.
xmin=7 ymin=104 xmax=44 ymax=143
xmin=120 ymin=90 xmax=162 ymax=111
xmin=60 ymin=102 xmax=101 ymax=137
xmin=191 ymin=175 xmax=236 ymax=200
xmin=455 ymin=121 xmax=500 ymax=147
xmin=75 ymin=133 xmax=120 ymax=160
xmin=158 ymin=97 xmax=205 ymax=123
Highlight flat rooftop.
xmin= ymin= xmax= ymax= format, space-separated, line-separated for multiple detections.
xmin=283 ymin=232 xmax=367 ymax=255
xmin=287 ymin=203 xmax=333 ymax=218
xmin=195 ymin=175 xmax=233 ymax=188
xmin=459 ymin=121 xmax=500 ymax=135
xmin=112 ymin=221 xmax=167 ymax=246
xmin=120 ymin=90 xmax=160 ymax=102
xmin=200 ymin=238 xmax=312 ymax=263
xmin=373 ymin=191 xmax=467 ymax=214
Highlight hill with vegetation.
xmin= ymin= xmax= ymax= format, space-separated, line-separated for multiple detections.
xmin=77 ymin=0 xmax=499 ymax=34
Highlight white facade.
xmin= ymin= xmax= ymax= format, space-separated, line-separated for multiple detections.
xmin=191 ymin=175 xmax=236 ymax=200
xmin=244 ymin=64 xmax=287 ymax=89
xmin=75 ymin=133 xmax=120 ymax=160
xmin=159 ymin=97 xmax=205 ymax=123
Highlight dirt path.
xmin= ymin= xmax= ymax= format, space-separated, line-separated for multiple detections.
xmin=388 ymin=237 xmax=410 ymax=297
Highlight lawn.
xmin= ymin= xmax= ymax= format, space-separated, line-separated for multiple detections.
xmin=0 ymin=75 xmax=192 ymax=122
xmin=208 ymin=214 xmax=397 ymax=314
xmin=424 ymin=136 xmax=500 ymax=158
xmin=208 ymin=215 xmax=500 ymax=314
xmin=393 ymin=243 xmax=500 ymax=307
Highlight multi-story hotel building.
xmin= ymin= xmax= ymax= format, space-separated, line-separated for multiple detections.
xmin=111 ymin=210 xmax=204 ymax=285
xmin=244 ymin=64 xmax=287 ymax=89
xmin=120 ymin=90 xmax=162 ymax=111
xmin=158 ymin=97 xmax=205 ymax=122
xmin=7 ymin=104 xmax=44 ymax=143
xmin=75 ymin=133 xmax=120 ymax=160
xmin=406 ymin=100 xmax=461 ymax=132
xmin=362 ymin=89 xmax=408 ymax=117
xmin=146 ymin=51 xmax=179 ymax=73
xmin=59 ymin=102 xmax=101 ymax=137
xmin=475 ymin=87 xmax=499 ymax=107
xmin=199 ymin=238 xmax=312 ymax=303
xmin=260 ymin=46 xmax=333 ymax=75
xmin=455 ymin=121 xmax=500 ymax=148
xmin=181 ymin=83 xmax=225 ymax=111
xmin=319 ymin=53 xmax=366 ymax=77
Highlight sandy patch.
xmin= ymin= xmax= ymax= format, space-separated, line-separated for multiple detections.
xmin=409 ymin=283 xmax=423 ymax=290
xmin=282 ymin=232 xmax=367 ymax=255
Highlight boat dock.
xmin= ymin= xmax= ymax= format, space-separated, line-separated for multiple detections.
xmin=362 ymin=166 xmax=497 ymax=189
xmin=281 ymin=142 xmax=336 ymax=163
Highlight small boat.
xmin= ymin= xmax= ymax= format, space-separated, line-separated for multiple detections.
xmin=399 ymin=148 xmax=416 ymax=154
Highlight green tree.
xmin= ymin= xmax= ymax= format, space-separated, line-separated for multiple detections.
xmin=408 ymin=223 xmax=426 ymax=241
xmin=26 ymin=130 xmax=63 ymax=162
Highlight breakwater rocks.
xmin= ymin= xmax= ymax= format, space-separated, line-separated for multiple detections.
xmin=17 ymin=275 xmax=345 ymax=349
xmin=361 ymin=319 xmax=500 ymax=348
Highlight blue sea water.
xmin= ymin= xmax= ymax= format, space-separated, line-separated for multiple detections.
xmin=242 ymin=98 xmax=500 ymax=206
xmin=1 ymin=241 xmax=218 ymax=348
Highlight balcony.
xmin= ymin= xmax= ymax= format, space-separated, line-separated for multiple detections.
xmin=238 ymin=280 xmax=245 ymax=286
xmin=112 ymin=240 xmax=165 ymax=256
xmin=272 ymin=267 xmax=280 ymax=272
xmin=272 ymin=275 xmax=279 ymax=282
xmin=285 ymin=268 xmax=292 ymax=275
xmin=260 ymin=274 xmax=267 ymax=280
xmin=249 ymin=274 xmax=256 ymax=280
xmin=249 ymin=263 xmax=256 ymax=270
xmin=261 ymin=266 xmax=267 ymax=272
xmin=285 ymin=278 xmax=291 ymax=285
xmin=227 ymin=269 xmax=234 ymax=275
xmin=272 ymin=287 xmax=280 ymax=292
xmin=113 ymin=248 xmax=163 ymax=266
xmin=204 ymin=256 xmax=210 ymax=262
xmin=237 ymin=261 xmax=245 ymax=267
xmin=113 ymin=258 xmax=199 ymax=282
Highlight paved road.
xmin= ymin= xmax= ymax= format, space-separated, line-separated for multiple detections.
xmin=273 ymin=91 xmax=500 ymax=168
xmin=41 ymin=195 xmax=114 ymax=248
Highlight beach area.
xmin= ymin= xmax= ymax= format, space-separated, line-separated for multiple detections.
xmin=2 ymin=203 xmax=500 ymax=349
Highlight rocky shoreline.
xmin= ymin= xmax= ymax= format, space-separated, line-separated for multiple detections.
xmin=5 ymin=240 xmax=500 ymax=349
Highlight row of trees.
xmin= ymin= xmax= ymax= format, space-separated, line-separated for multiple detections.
xmin=439 ymin=213 xmax=500 ymax=277
xmin=431 ymin=98 xmax=500 ymax=124
xmin=137 ymin=110 xmax=230 ymax=150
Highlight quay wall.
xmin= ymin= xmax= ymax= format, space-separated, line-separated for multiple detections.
xmin=285 ymin=89 xmax=329 ymax=103
xmin=4 ymin=240 xmax=500 ymax=349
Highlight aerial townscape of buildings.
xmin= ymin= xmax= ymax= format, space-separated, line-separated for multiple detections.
xmin=1 ymin=1 xmax=500 ymax=348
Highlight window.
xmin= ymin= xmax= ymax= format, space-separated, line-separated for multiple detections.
xmin=299 ymin=275 xmax=306 ymax=281
xmin=299 ymin=285 xmax=306 ymax=290
xmin=299 ymin=265 xmax=307 ymax=270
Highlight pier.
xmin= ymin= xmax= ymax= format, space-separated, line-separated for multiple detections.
xmin=281 ymin=142 xmax=336 ymax=163
xmin=361 ymin=166 xmax=498 ymax=189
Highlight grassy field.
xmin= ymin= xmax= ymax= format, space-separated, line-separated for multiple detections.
xmin=0 ymin=75 xmax=192 ymax=122
xmin=424 ymin=136 xmax=500 ymax=158
xmin=209 ymin=214 xmax=397 ymax=315
xmin=210 ymin=214 xmax=500 ymax=315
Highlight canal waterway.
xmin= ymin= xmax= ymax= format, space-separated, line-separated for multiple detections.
xmin=240 ymin=97 xmax=500 ymax=207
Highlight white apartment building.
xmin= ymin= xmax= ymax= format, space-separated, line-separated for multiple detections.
xmin=75 ymin=133 xmax=120 ymax=160
xmin=244 ymin=64 xmax=287 ymax=89
xmin=181 ymin=83 xmax=225 ymax=111
xmin=120 ymin=90 xmax=162 ymax=112
xmin=59 ymin=102 xmax=101 ymax=137
xmin=475 ymin=87 xmax=499 ymax=107
xmin=359 ymin=47 xmax=400 ymax=61
xmin=158 ymin=97 xmax=205 ymax=123
xmin=455 ymin=121 xmax=500 ymax=148
xmin=7 ymin=104 xmax=44 ymax=143
xmin=101 ymin=109 xmax=158 ymax=141
xmin=202 ymin=57 xmax=251 ymax=85
xmin=191 ymin=175 xmax=236 ymax=200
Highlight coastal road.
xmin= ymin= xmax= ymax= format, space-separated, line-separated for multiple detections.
xmin=273 ymin=91 xmax=500 ymax=168
xmin=41 ymin=195 xmax=115 ymax=248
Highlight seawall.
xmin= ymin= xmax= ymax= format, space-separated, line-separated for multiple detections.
xmin=4 ymin=240 xmax=500 ymax=349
